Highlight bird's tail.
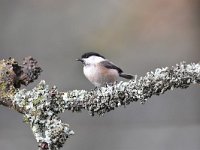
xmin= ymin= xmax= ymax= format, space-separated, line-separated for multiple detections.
xmin=119 ymin=73 xmax=134 ymax=79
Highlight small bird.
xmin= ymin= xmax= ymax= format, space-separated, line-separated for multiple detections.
xmin=76 ymin=52 xmax=133 ymax=87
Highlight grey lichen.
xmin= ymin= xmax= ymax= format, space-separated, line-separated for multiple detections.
xmin=1 ymin=58 xmax=200 ymax=150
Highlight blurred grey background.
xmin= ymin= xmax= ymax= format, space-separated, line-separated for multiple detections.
xmin=0 ymin=0 xmax=200 ymax=150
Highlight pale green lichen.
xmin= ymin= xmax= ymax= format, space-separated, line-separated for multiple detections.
xmin=0 ymin=59 xmax=16 ymax=99
xmin=13 ymin=80 xmax=74 ymax=150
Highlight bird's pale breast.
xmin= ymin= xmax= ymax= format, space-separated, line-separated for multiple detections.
xmin=83 ymin=64 xmax=119 ymax=86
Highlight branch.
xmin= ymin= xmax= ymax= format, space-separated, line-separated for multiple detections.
xmin=0 ymin=57 xmax=199 ymax=150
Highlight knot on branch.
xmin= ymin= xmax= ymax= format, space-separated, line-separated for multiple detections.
xmin=0 ymin=56 xmax=42 ymax=90
xmin=20 ymin=56 xmax=42 ymax=86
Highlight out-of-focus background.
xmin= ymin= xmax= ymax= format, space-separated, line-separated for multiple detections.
xmin=0 ymin=0 xmax=199 ymax=150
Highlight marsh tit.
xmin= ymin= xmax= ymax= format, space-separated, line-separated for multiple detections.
xmin=76 ymin=52 xmax=133 ymax=87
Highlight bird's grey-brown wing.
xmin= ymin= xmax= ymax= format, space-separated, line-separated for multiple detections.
xmin=100 ymin=61 xmax=123 ymax=73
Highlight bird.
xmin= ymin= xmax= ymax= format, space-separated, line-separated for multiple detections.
xmin=76 ymin=52 xmax=133 ymax=87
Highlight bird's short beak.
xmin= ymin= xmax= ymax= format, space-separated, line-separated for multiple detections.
xmin=76 ymin=58 xmax=84 ymax=63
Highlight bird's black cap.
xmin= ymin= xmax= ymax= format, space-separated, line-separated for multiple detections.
xmin=81 ymin=52 xmax=105 ymax=59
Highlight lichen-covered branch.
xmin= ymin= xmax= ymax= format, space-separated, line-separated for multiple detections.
xmin=0 ymin=57 xmax=200 ymax=150
xmin=62 ymin=62 xmax=200 ymax=116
